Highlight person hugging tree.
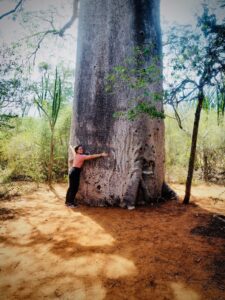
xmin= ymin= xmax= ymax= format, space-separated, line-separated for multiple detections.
xmin=65 ymin=144 xmax=108 ymax=208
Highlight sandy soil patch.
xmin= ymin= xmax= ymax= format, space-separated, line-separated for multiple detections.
xmin=0 ymin=183 xmax=224 ymax=300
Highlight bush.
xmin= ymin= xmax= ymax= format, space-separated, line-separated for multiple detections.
xmin=165 ymin=107 xmax=225 ymax=184
xmin=0 ymin=106 xmax=72 ymax=183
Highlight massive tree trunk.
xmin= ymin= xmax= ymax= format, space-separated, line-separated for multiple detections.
xmin=70 ymin=0 xmax=165 ymax=207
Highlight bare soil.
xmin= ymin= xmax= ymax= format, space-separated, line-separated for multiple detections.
xmin=0 ymin=183 xmax=225 ymax=300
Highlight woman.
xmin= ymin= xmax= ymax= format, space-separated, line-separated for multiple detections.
xmin=65 ymin=144 xmax=108 ymax=207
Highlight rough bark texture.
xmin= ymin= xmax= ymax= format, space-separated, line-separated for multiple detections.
xmin=183 ymin=92 xmax=204 ymax=204
xmin=48 ymin=129 xmax=54 ymax=186
xmin=70 ymin=0 xmax=165 ymax=207
xmin=203 ymin=150 xmax=209 ymax=182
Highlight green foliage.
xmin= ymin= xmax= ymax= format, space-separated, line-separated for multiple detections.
xmin=0 ymin=2 xmax=75 ymax=184
xmin=33 ymin=68 xmax=62 ymax=128
xmin=114 ymin=102 xmax=165 ymax=121
xmin=165 ymin=107 xmax=225 ymax=184
xmin=0 ymin=107 xmax=72 ymax=183
xmin=164 ymin=7 xmax=225 ymax=115
xmin=32 ymin=67 xmax=64 ymax=184
xmin=165 ymin=6 xmax=225 ymax=202
xmin=0 ymin=117 xmax=43 ymax=183
xmin=0 ymin=45 xmax=31 ymax=125
xmin=0 ymin=60 xmax=74 ymax=184
xmin=53 ymin=105 xmax=72 ymax=179
xmin=106 ymin=44 xmax=163 ymax=120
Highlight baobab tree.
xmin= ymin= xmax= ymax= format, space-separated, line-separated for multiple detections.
xmin=1 ymin=0 xmax=173 ymax=206
xmin=69 ymin=0 xmax=173 ymax=208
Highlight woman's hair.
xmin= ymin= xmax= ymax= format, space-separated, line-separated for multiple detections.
xmin=75 ymin=144 xmax=83 ymax=153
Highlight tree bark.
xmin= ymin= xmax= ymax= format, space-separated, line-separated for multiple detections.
xmin=70 ymin=0 xmax=165 ymax=207
xmin=203 ymin=149 xmax=209 ymax=182
xmin=183 ymin=91 xmax=204 ymax=204
xmin=48 ymin=129 xmax=54 ymax=186
xmin=0 ymin=0 xmax=24 ymax=20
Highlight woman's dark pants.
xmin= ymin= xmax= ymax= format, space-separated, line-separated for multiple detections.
xmin=65 ymin=167 xmax=81 ymax=205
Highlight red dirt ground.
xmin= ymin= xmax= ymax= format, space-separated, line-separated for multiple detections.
xmin=0 ymin=183 xmax=225 ymax=300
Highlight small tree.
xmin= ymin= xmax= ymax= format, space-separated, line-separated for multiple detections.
xmin=33 ymin=67 xmax=62 ymax=185
xmin=0 ymin=45 xmax=30 ymax=127
xmin=165 ymin=7 xmax=225 ymax=204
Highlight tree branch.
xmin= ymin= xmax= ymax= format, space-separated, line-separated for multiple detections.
xmin=56 ymin=0 xmax=79 ymax=37
xmin=0 ymin=0 xmax=24 ymax=20
xmin=27 ymin=30 xmax=57 ymax=65
xmin=172 ymin=103 xmax=184 ymax=130
xmin=25 ymin=0 xmax=79 ymax=64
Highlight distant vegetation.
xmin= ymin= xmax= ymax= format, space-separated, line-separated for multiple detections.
xmin=0 ymin=105 xmax=71 ymax=183
xmin=1 ymin=106 xmax=224 ymax=186
xmin=165 ymin=107 xmax=225 ymax=185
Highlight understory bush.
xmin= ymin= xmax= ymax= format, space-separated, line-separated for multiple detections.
xmin=165 ymin=108 xmax=225 ymax=184
xmin=0 ymin=106 xmax=71 ymax=183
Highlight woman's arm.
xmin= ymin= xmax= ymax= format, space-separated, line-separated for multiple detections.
xmin=69 ymin=145 xmax=76 ymax=157
xmin=83 ymin=152 xmax=108 ymax=161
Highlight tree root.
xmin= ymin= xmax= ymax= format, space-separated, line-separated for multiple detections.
xmin=123 ymin=171 xmax=178 ymax=208
xmin=123 ymin=159 xmax=143 ymax=207
xmin=140 ymin=177 xmax=151 ymax=202
xmin=161 ymin=182 xmax=178 ymax=201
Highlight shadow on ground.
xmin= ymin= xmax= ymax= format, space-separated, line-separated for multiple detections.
xmin=0 ymin=182 xmax=224 ymax=300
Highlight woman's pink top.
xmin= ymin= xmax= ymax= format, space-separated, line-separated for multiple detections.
xmin=72 ymin=154 xmax=87 ymax=168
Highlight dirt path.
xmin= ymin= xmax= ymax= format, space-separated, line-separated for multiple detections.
xmin=0 ymin=183 xmax=224 ymax=300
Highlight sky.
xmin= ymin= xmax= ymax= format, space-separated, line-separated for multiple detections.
xmin=161 ymin=0 xmax=203 ymax=25
xmin=0 ymin=0 xmax=78 ymax=76
xmin=0 ymin=0 xmax=223 ymax=74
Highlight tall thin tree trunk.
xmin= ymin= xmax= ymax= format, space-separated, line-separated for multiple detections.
xmin=183 ymin=92 xmax=204 ymax=204
xmin=48 ymin=129 xmax=54 ymax=186
xmin=70 ymin=0 xmax=165 ymax=206
xmin=203 ymin=149 xmax=209 ymax=182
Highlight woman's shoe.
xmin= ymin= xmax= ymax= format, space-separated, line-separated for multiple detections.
xmin=65 ymin=203 xmax=78 ymax=208
xmin=127 ymin=205 xmax=135 ymax=210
